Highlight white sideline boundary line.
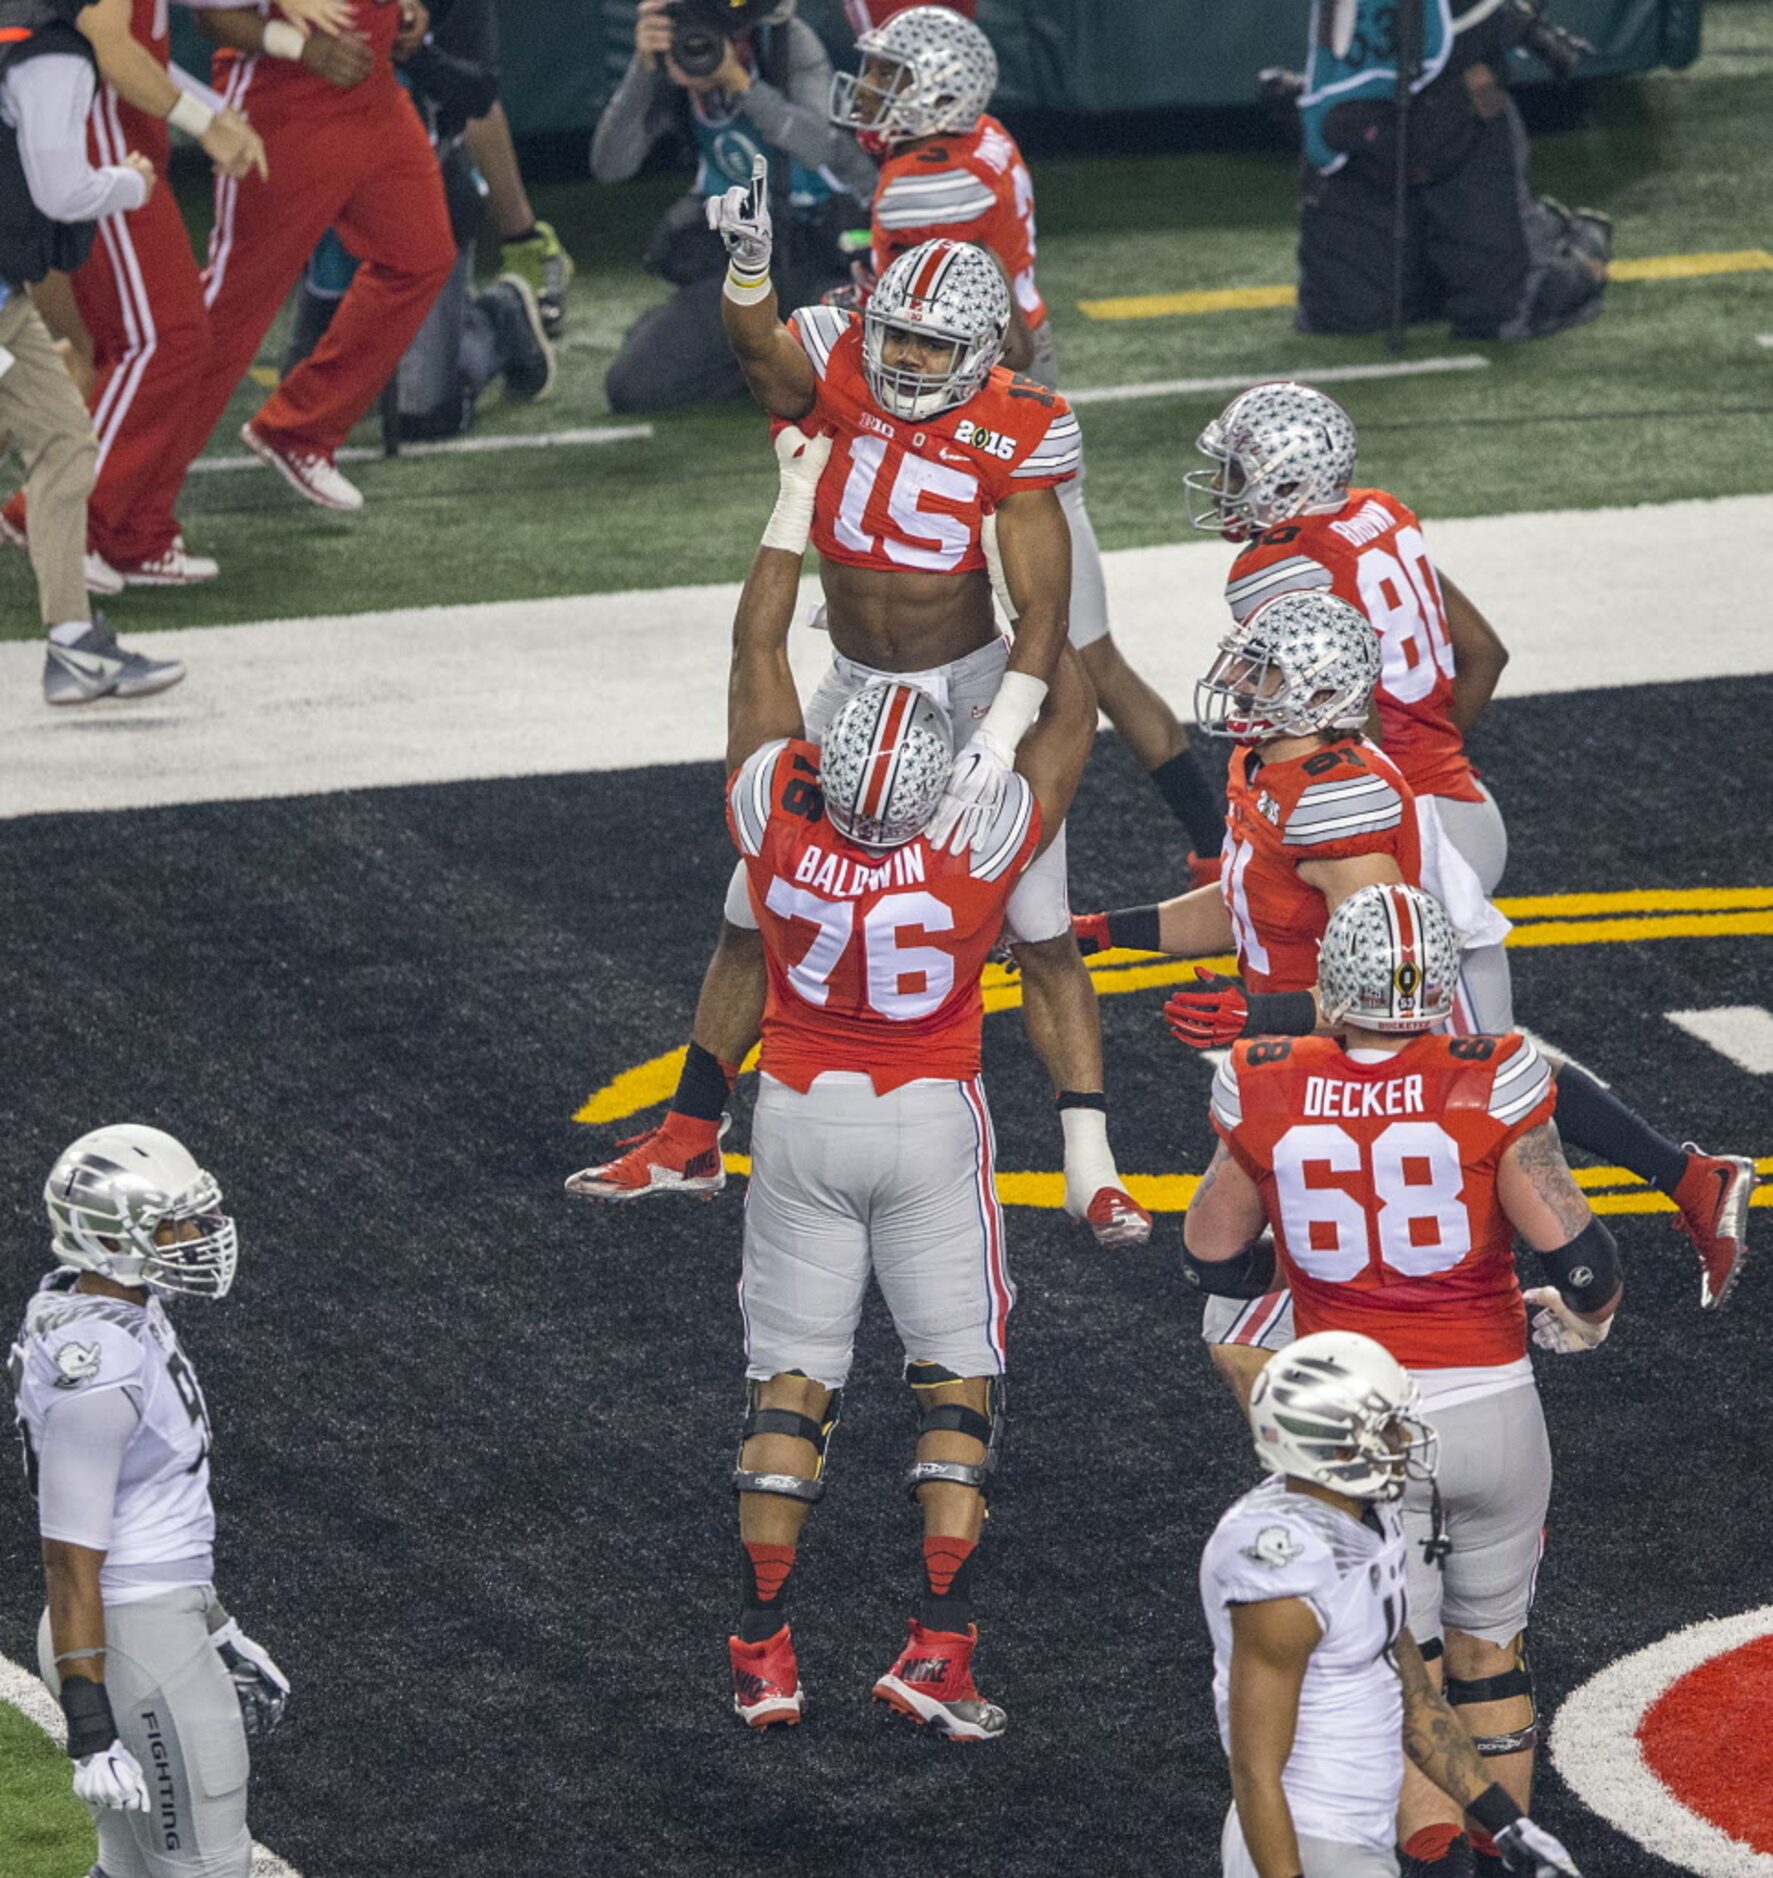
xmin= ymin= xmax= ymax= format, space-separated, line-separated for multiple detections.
xmin=187 ymin=422 xmax=654 ymax=474
xmin=0 ymin=1650 xmax=303 ymax=1878
xmin=1067 ymin=353 xmax=1491 ymax=405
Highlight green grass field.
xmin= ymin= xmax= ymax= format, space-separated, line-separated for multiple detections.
xmin=0 ymin=1696 xmax=98 ymax=1878
xmin=0 ymin=3 xmax=1768 ymax=644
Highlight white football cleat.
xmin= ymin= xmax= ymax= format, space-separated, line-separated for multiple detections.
xmin=240 ymin=422 xmax=363 ymax=512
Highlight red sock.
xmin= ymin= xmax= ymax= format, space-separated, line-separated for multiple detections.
xmin=1403 ymin=1826 xmax=1464 ymax=1863
xmin=744 ymin=1541 xmax=797 ymax=1604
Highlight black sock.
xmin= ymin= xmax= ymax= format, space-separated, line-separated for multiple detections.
xmin=1555 ymin=1064 xmax=1688 ymax=1194
xmin=738 ymin=1541 xmax=796 ymax=1642
xmin=504 ymin=223 xmax=539 ymax=245
xmin=1148 ymin=751 xmax=1224 ymax=856
xmin=920 ymin=1536 xmax=977 ymax=1633
xmin=671 ymin=1041 xmax=735 ymax=1123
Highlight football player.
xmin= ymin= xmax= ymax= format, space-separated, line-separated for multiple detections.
xmin=829 ymin=5 xmax=1227 ymax=878
xmin=1202 ymin=1330 xmax=1580 ymax=1878
xmin=1179 ymin=379 xmax=1753 ymax=1313
xmin=10 ymin=1125 xmax=288 ymax=1878
xmin=710 ymin=424 xmax=1095 ymax=1735
xmin=1079 ymin=592 xmax=1753 ymax=1338
xmin=1190 ymin=887 xmax=1618 ymax=1872
xmin=570 ymin=177 xmax=1150 ymax=1248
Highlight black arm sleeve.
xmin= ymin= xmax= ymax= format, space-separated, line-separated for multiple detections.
xmin=1535 ymin=1215 xmax=1621 ymax=1314
xmin=1181 ymin=1237 xmax=1279 ymax=1300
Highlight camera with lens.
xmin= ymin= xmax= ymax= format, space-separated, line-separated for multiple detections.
xmin=1499 ymin=0 xmax=1593 ymax=80
xmin=665 ymin=0 xmax=783 ymax=80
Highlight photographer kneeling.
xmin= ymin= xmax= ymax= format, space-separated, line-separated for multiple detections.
xmin=1294 ymin=0 xmax=1610 ymax=342
xmin=592 ymin=0 xmax=875 ymax=412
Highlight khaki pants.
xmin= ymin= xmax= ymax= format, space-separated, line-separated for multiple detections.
xmin=0 ymin=287 xmax=95 ymax=627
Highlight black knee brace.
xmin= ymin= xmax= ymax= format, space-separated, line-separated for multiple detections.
xmin=732 ymin=1375 xmax=843 ymax=1505
xmin=902 ymin=1363 xmax=1004 ymax=1502
xmin=1445 ymin=1640 xmax=1537 ymax=1755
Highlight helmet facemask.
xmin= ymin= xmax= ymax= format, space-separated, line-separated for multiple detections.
xmin=1193 ymin=594 xmax=1380 ymax=745
xmin=862 ymin=239 xmax=1008 ymax=421
xmin=829 ymin=7 xmax=997 ymax=150
xmin=46 ymin=1127 xmax=239 ymax=1300
xmin=1183 ymin=383 xmax=1357 ymax=541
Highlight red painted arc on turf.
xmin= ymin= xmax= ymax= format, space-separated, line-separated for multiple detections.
xmin=1638 ymin=1633 xmax=1773 ymax=1852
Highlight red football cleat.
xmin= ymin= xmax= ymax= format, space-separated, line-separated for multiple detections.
xmin=873 ymin=1619 xmax=1005 ymax=1740
xmin=1187 ymin=850 xmax=1224 ymax=889
xmin=1671 ymin=1144 xmax=1754 ymax=1310
xmin=729 ymin=1624 xmax=803 ymax=1729
xmin=564 ymin=1114 xmax=730 ymax=1203
xmin=1084 ymin=1185 xmax=1152 ymax=1249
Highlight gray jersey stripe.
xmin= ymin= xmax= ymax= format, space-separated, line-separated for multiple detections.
xmin=1210 ymin=1057 xmax=1242 ymax=1129
xmin=1492 ymin=1068 xmax=1552 ymax=1124
xmin=1226 ymin=556 xmax=1334 ymax=603
xmin=974 ymin=777 xmax=1035 ymax=881
xmin=792 ymin=304 xmax=849 ymax=376
xmin=1283 ymin=808 xmax=1403 ymax=845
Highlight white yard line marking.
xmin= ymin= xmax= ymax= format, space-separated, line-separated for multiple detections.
xmin=187 ymin=422 xmax=653 ymax=474
xmin=1067 ymin=354 xmax=1491 ymax=406
xmin=2 ymin=493 xmax=1771 ymax=819
xmin=0 ymin=1650 xmax=303 ymax=1878
xmin=1666 ymin=1006 xmax=1773 ymax=1074
xmin=1757 ymin=334 xmax=1773 ymax=349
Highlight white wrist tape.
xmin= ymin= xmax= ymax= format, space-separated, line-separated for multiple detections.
xmin=166 ymin=91 xmax=215 ymax=137
xmin=723 ymin=263 xmax=772 ymax=306
xmin=761 ymin=468 xmax=819 ymax=554
xmin=978 ymin=669 xmax=1047 ymax=755
xmin=262 ymin=19 xmax=305 ymax=59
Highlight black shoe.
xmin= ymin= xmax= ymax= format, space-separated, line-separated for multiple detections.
xmin=481 ymin=274 xmax=556 ymax=403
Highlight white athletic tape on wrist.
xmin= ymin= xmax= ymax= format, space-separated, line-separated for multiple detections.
xmin=761 ymin=436 xmax=822 ymax=553
xmin=262 ymin=19 xmax=305 ymax=59
xmin=978 ymin=669 xmax=1047 ymax=754
xmin=167 ymin=90 xmax=215 ymax=137
xmin=724 ymin=266 xmax=772 ymax=306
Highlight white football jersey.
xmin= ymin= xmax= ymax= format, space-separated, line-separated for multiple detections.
xmin=1200 ymin=1476 xmax=1410 ymax=1855
xmin=10 ymin=1275 xmax=216 ymax=1603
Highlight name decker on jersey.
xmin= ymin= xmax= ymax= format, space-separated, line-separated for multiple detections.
xmin=1226 ymin=490 xmax=1482 ymax=804
xmin=1210 ymin=1031 xmax=1558 ymax=1369
xmin=784 ymin=304 xmax=1079 ymax=578
xmin=728 ymin=736 xmax=1040 ymax=1093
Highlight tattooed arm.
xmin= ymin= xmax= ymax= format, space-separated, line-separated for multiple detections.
xmin=1183 ymin=1141 xmax=1270 ymax=1263
xmin=1396 ymin=1629 xmax=1494 ymax=1810
xmin=1496 ymin=1121 xmax=1594 ymax=1252
xmin=1499 ymin=1119 xmax=1622 ymax=1345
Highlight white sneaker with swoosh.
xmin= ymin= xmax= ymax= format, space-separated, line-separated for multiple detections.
xmin=43 ymin=616 xmax=186 ymax=706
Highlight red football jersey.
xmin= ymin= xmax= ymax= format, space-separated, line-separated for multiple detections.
xmin=1224 ymin=490 xmax=1482 ymax=803
xmin=727 ymin=737 xmax=1041 ymax=1093
xmin=1220 ymin=736 xmax=1422 ymax=995
xmin=785 ymin=305 xmax=1079 ymax=577
xmin=1212 ymin=1032 xmax=1558 ymax=1368
xmin=871 ymin=116 xmax=1045 ymax=328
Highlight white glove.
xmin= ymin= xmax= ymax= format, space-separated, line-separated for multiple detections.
xmin=1493 ymin=1814 xmax=1581 ymax=1875
xmin=761 ymin=425 xmax=833 ymax=555
xmin=928 ymin=732 xmax=1016 ymax=856
xmin=705 ymin=153 xmax=773 ymax=280
xmin=213 ymin=1619 xmax=291 ymax=1744
xmin=1523 ymin=1285 xmax=1612 ymax=1355
xmin=72 ymin=1740 xmax=151 ymax=1811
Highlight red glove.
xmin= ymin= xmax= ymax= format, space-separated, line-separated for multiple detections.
xmin=1163 ymin=968 xmax=1249 ymax=1050
xmin=1073 ymin=911 xmax=1111 ymax=957
xmin=1187 ymin=850 xmax=1223 ymax=890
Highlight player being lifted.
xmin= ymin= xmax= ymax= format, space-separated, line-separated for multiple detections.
xmin=571 ymin=174 xmax=1151 ymax=1246
xmin=1200 ymin=1331 xmax=1580 ymax=1878
xmin=1182 ymin=378 xmax=1753 ymax=1310
xmin=711 ymin=424 xmax=1095 ymax=1734
xmin=10 ymin=1126 xmax=289 ymax=1878
xmin=828 ymin=4 xmax=1227 ymax=877
xmin=1188 ymin=886 xmax=1619 ymax=1873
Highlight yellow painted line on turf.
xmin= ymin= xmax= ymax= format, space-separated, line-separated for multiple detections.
xmin=575 ymin=886 xmax=1773 ymax=1127
xmin=1496 ymin=887 xmax=1773 ymax=917
xmin=1080 ymin=249 xmax=1773 ymax=320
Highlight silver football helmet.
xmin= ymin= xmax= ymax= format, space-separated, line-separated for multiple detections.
xmin=1318 ymin=884 xmax=1462 ymax=1035
xmin=1184 ymin=381 xmax=1358 ymax=539
xmin=863 ymin=238 xmax=1008 ymax=421
xmin=820 ymin=680 xmax=953 ymax=848
xmin=45 ymin=1124 xmax=238 ymax=1298
xmin=1194 ymin=591 xmax=1380 ymax=743
xmin=830 ymin=5 xmax=997 ymax=149
xmin=1249 ymin=1332 xmax=1438 ymax=1503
